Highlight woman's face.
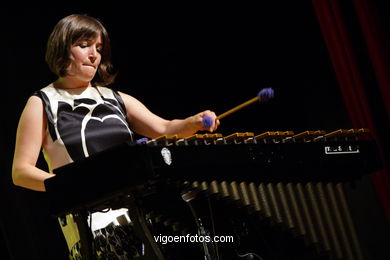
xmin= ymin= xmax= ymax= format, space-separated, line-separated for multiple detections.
xmin=66 ymin=34 xmax=102 ymax=82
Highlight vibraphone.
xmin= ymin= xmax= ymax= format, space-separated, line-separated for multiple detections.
xmin=45 ymin=129 xmax=383 ymax=260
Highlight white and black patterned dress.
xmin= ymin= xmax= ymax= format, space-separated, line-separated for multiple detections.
xmin=35 ymin=84 xmax=142 ymax=259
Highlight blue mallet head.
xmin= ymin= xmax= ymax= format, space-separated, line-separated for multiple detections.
xmin=202 ymin=116 xmax=214 ymax=129
xmin=136 ymin=137 xmax=149 ymax=144
xmin=258 ymin=88 xmax=274 ymax=102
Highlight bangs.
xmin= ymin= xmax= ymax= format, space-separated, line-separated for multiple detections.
xmin=70 ymin=22 xmax=103 ymax=44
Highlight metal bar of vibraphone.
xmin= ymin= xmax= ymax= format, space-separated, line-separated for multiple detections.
xmin=326 ymin=183 xmax=354 ymax=260
xmin=306 ymin=182 xmax=332 ymax=253
xmin=238 ymin=182 xmax=252 ymax=208
xmin=248 ymin=183 xmax=261 ymax=212
xmin=276 ymin=183 xmax=295 ymax=230
xmin=191 ymin=181 xmax=200 ymax=189
xmin=266 ymin=183 xmax=283 ymax=224
xmin=220 ymin=181 xmax=230 ymax=199
xmin=209 ymin=181 xmax=220 ymax=195
xmin=296 ymin=183 xmax=320 ymax=246
xmin=286 ymin=183 xmax=306 ymax=237
xmin=315 ymin=182 xmax=343 ymax=259
xmin=230 ymin=181 xmax=241 ymax=204
xmin=258 ymin=183 xmax=273 ymax=219
xmin=335 ymin=183 xmax=364 ymax=260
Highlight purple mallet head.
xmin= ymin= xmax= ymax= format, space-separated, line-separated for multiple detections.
xmin=136 ymin=137 xmax=149 ymax=144
xmin=202 ymin=116 xmax=214 ymax=128
xmin=258 ymin=88 xmax=274 ymax=102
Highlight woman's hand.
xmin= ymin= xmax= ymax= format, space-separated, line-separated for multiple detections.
xmin=190 ymin=110 xmax=220 ymax=133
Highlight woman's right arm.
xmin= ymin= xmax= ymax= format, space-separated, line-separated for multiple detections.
xmin=12 ymin=96 xmax=54 ymax=192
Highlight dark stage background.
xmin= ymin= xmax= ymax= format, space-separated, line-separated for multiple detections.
xmin=1 ymin=3 xmax=389 ymax=260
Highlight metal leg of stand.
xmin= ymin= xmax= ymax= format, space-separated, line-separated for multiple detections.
xmin=182 ymin=189 xmax=217 ymax=260
xmin=127 ymin=195 xmax=165 ymax=260
xmin=196 ymin=218 xmax=215 ymax=260
xmin=73 ymin=211 xmax=95 ymax=260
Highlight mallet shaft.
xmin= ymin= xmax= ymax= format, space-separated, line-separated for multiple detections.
xmin=217 ymin=96 xmax=259 ymax=119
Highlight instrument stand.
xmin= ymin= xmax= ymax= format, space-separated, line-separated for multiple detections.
xmin=181 ymin=189 xmax=217 ymax=260
xmin=72 ymin=211 xmax=95 ymax=259
xmin=126 ymin=194 xmax=165 ymax=260
xmin=196 ymin=217 xmax=214 ymax=260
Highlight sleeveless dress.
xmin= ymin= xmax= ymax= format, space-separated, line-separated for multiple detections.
xmin=34 ymin=84 xmax=143 ymax=259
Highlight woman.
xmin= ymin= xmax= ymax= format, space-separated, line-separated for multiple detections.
xmin=12 ymin=14 xmax=219 ymax=259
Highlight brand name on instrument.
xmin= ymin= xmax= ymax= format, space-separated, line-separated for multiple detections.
xmin=324 ymin=145 xmax=360 ymax=155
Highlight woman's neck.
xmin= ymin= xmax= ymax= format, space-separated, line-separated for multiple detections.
xmin=53 ymin=77 xmax=91 ymax=89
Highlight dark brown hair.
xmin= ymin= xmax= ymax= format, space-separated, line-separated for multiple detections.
xmin=45 ymin=14 xmax=116 ymax=86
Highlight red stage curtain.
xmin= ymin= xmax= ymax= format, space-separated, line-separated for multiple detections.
xmin=312 ymin=0 xmax=390 ymax=220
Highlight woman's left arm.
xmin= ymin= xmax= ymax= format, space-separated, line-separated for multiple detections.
xmin=119 ymin=91 xmax=219 ymax=138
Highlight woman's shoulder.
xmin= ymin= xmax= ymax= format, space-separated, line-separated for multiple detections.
xmin=31 ymin=83 xmax=54 ymax=97
xmin=96 ymin=85 xmax=123 ymax=98
xmin=96 ymin=85 xmax=117 ymax=93
xmin=96 ymin=85 xmax=127 ymax=111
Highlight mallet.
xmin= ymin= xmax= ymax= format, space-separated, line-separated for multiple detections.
xmin=202 ymin=88 xmax=274 ymax=128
